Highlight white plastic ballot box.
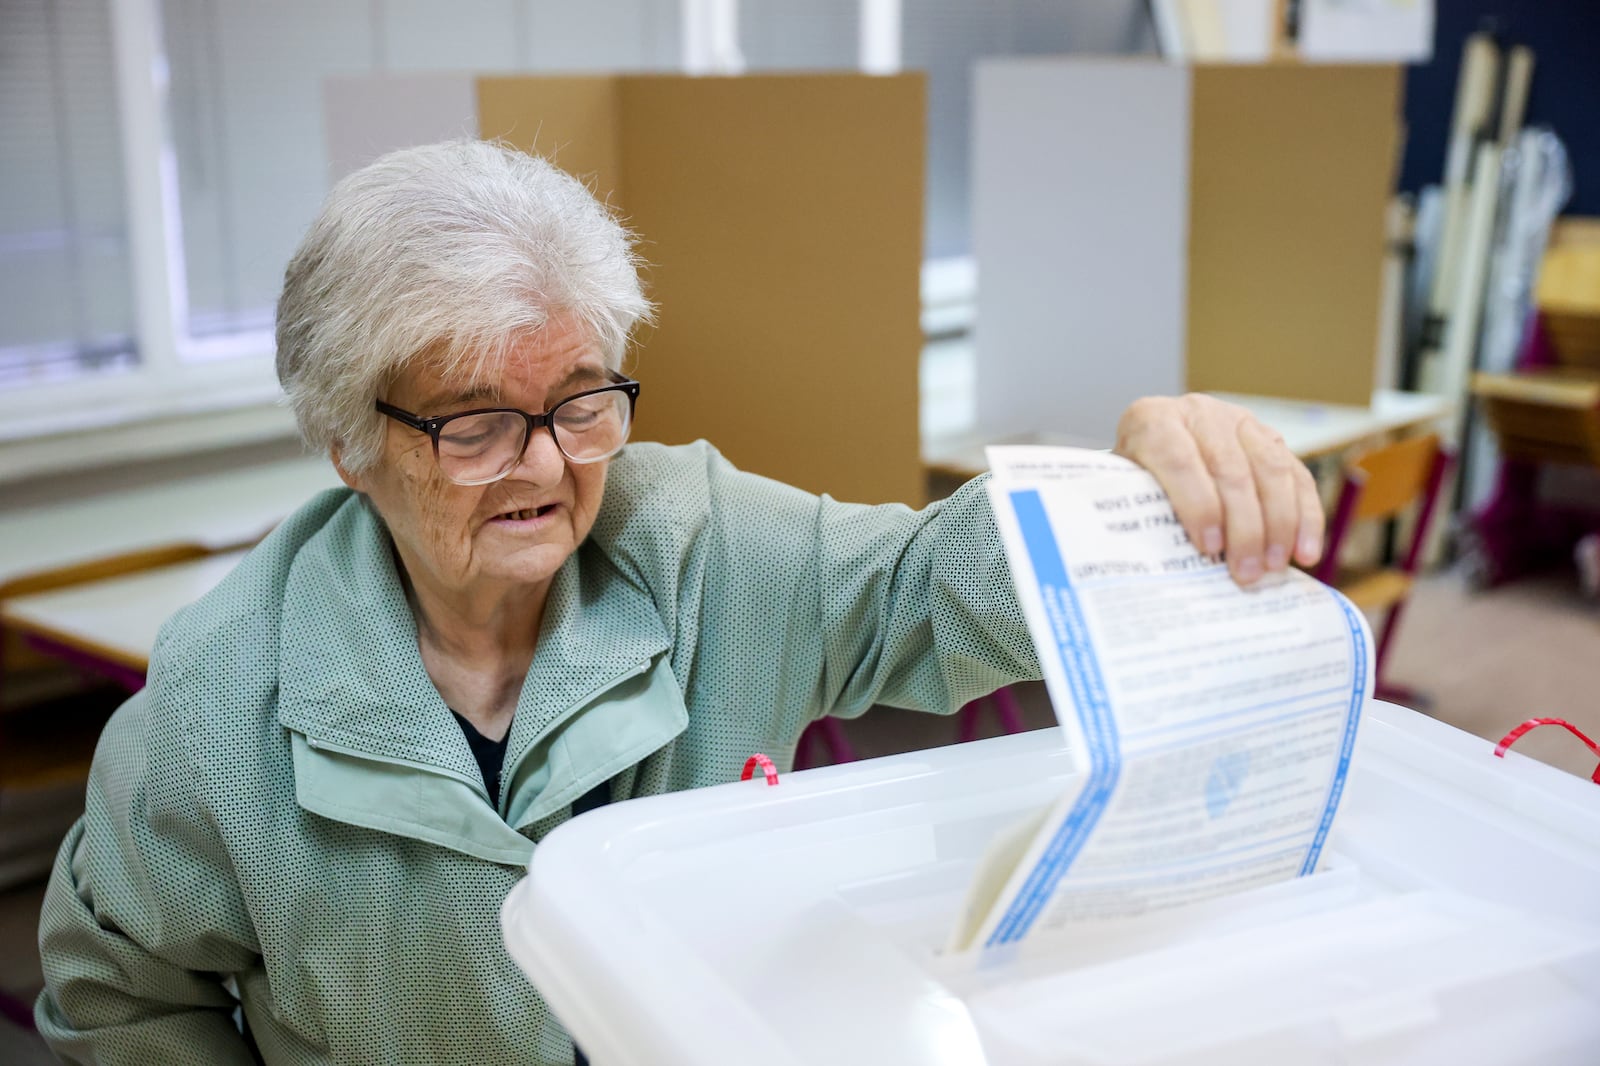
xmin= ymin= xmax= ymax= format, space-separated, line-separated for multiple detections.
xmin=500 ymin=702 xmax=1600 ymax=1065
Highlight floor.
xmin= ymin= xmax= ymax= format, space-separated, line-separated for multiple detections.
xmin=2 ymin=568 xmax=1596 ymax=1061
xmin=1380 ymin=569 xmax=1600 ymax=779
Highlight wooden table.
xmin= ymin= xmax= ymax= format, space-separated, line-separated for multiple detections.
xmin=1 ymin=550 xmax=251 ymax=689
xmin=0 ymin=455 xmax=338 ymax=592
xmin=1214 ymin=389 xmax=1455 ymax=461
xmin=0 ymin=455 xmax=334 ymax=694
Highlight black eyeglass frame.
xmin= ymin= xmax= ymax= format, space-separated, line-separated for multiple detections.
xmin=375 ymin=371 xmax=641 ymax=482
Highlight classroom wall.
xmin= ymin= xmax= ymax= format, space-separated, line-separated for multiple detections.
xmin=1398 ymin=0 xmax=1599 ymax=214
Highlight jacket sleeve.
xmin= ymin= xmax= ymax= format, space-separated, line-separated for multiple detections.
xmin=36 ymin=688 xmax=260 ymax=1066
xmin=689 ymin=445 xmax=1041 ymax=729
xmin=807 ymin=469 xmax=1042 ymax=720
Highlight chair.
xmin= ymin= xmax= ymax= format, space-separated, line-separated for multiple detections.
xmin=793 ymin=718 xmax=856 ymax=770
xmin=1463 ymin=315 xmax=1600 ymax=588
xmin=955 ymin=687 xmax=1025 ymax=744
xmin=1313 ymin=433 xmax=1453 ymax=704
xmin=794 ymin=685 xmax=1028 ymax=769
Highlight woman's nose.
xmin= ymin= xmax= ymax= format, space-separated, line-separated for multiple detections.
xmin=505 ymin=426 xmax=566 ymax=484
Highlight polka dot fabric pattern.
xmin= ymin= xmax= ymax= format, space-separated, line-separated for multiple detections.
xmin=35 ymin=441 xmax=1040 ymax=1064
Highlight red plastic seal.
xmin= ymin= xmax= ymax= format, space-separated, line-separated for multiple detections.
xmin=740 ymin=753 xmax=780 ymax=787
xmin=1493 ymin=718 xmax=1600 ymax=784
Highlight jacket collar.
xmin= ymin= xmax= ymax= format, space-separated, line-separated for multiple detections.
xmin=277 ymin=493 xmax=684 ymax=858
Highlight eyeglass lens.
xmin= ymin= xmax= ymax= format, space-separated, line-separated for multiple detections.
xmin=435 ymin=389 xmax=632 ymax=485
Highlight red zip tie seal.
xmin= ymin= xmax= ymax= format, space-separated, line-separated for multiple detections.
xmin=741 ymin=753 xmax=780 ymax=787
xmin=1493 ymin=717 xmax=1600 ymax=784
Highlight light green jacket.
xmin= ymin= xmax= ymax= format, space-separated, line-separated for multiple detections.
xmin=36 ymin=441 xmax=1038 ymax=1065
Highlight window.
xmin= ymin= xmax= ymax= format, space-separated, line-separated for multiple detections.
xmin=0 ymin=0 xmax=138 ymax=388
xmin=1 ymin=0 xmax=1149 ymax=466
xmin=159 ymin=0 xmax=680 ymax=347
xmin=1 ymin=0 xmax=682 ymax=460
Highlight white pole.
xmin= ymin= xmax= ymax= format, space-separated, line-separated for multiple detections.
xmin=1424 ymin=33 xmax=1498 ymax=361
xmin=1437 ymin=142 xmax=1503 ymax=443
xmin=108 ymin=0 xmax=184 ymax=373
xmin=682 ymin=0 xmax=743 ymax=75
xmin=710 ymin=0 xmax=744 ymax=74
xmin=681 ymin=0 xmax=709 ymax=74
xmin=859 ymin=0 xmax=901 ymax=75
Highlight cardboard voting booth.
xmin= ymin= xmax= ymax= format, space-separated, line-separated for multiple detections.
xmin=502 ymin=701 xmax=1600 ymax=1065
xmin=326 ymin=72 xmax=927 ymax=505
xmin=972 ymin=60 xmax=1403 ymax=444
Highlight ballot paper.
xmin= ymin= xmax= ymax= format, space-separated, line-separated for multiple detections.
xmin=947 ymin=446 xmax=1373 ymax=953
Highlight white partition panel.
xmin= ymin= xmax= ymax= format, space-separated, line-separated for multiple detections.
xmin=972 ymin=59 xmax=1188 ymax=446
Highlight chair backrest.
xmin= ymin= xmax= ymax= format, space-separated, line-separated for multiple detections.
xmin=1314 ymin=433 xmax=1453 ymax=584
xmin=1349 ymin=433 xmax=1445 ymax=523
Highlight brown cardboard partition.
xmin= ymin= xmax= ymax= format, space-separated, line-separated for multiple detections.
xmin=476 ymin=74 xmax=927 ymax=506
xmin=1184 ymin=64 xmax=1402 ymax=404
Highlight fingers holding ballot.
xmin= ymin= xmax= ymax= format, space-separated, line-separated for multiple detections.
xmin=1114 ymin=394 xmax=1325 ymax=586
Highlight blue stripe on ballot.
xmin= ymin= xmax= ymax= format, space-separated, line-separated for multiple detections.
xmin=1298 ymin=592 xmax=1368 ymax=876
xmin=987 ymin=490 xmax=1122 ymax=947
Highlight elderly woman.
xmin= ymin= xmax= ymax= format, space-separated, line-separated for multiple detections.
xmin=36 ymin=140 xmax=1322 ymax=1064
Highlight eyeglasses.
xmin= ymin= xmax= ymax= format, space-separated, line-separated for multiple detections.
xmin=375 ymin=372 xmax=641 ymax=486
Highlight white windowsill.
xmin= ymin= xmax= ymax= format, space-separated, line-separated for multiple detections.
xmin=0 ymin=363 xmax=300 ymax=486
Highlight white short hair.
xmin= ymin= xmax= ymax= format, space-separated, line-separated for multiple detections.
xmin=275 ymin=139 xmax=652 ymax=472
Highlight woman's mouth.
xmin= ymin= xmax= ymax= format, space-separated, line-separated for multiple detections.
xmin=489 ymin=503 xmax=560 ymax=526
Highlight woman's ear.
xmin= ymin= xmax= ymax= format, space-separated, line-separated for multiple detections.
xmin=330 ymin=445 xmax=364 ymax=493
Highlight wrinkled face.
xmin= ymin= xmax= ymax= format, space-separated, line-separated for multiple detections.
xmin=337 ymin=314 xmax=614 ymax=605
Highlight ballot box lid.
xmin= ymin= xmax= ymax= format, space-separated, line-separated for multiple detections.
xmin=501 ymin=701 xmax=1600 ymax=1066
